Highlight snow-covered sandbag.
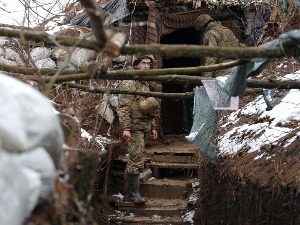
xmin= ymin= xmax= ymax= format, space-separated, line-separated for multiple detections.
xmin=30 ymin=47 xmax=52 ymax=62
xmin=0 ymin=46 xmax=5 ymax=57
xmin=70 ymin=47 xmax=96 ymax=67
xmin=0 ymin=151 xmax=34 ymax=225
xmin=5 ymin=48 xmax=26 ymax=66
xmin=35 ymin=58 xmax=57 ymax=69
xmin=0 ymin=55 xmax=18 ymax=66
xmin=0 ymin=73 xmax=64 ymax=169
xmin=0 ymin=36 xmax=10 ymax=46
xmin=0 ymin=147 xmax=56 ymax=225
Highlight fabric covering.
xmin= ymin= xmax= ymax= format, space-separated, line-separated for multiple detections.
xmin=186 ymin=29 xmax=300 ymax=164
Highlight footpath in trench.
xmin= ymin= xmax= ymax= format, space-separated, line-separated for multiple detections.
xmin=102 ymin=134 xmax=200 ymax=225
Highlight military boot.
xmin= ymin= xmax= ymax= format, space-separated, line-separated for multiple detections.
xmin=128 ymin=174 xmax=148 ymax=204
xmin=122 ymin=173 xmax=130 ymax=202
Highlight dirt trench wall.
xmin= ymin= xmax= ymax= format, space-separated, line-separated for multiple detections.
xmin=195 ymin=160 xmax=300 ymax=225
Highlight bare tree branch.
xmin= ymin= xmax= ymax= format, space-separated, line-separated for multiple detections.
xmin=99 ymin=60 xmax=246 ymax=77
xmin=79 ymin=0 xmax=107 ymax=47
xmin=64 ymin=82 xmax=194 ymax=100
xmin=246 ymin=79 xmax=300 ymax=89
xmin=122 ymin=42 xmax=298 ymax=59
xmin=0 ymin=28 xmax=101 ymax=51
xmin=11 ymin=72 xmax=90 ymax=82
xmin=0 ymin=59 xmax=245 ymax=76
xmin=0 ymin=63 xmax=83 ymax=75
xmin=1 ymin=28 xmax=299 ymax=59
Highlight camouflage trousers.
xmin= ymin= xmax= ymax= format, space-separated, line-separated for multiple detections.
xmin=125 ymin=130 xmax=146 ymax=174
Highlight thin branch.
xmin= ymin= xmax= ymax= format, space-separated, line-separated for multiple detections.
xmin=122 ymin=43 xmax=296 ymax=59
xmin=11 ymin=70 xmax=300 ymax=90
xmin=64 ymin=82 xmax=194 ymax=100
xmin=246 ymin=79 xmax=300 ymax=89
xmin=0 ymin=60 xmax=245 ymax=76
xmin=79 ymin=0 xmax=107 ymax=47
xmin=101 ymin=60 xmax=246 ymax=77
xmin=0 ymin=63 xmax=83 ymax=75
xmin=0 ymin=28 xmax=299 ymax=59
xmin=10 ymin=72 xmax=90 ymax=82
xmin=0 ymin=28 xmax=101 ymax=51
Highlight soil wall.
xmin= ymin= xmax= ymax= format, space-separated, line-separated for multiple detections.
xmin=195 ymin=158 xmax=300 ymax=225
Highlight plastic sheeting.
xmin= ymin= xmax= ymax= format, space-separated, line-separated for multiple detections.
xmin=186 ymin=87 xmax=221 ymax=165
xmin=72 ymin=0 xmax=129 ymax=27
xmin=187 ymin=30 xmax=300 ymax=164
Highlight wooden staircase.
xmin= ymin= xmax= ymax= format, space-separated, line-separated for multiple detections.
xmin=104 ymin=135 xmax=200 ymax=225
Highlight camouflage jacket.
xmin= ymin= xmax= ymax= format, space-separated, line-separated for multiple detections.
xmin=203 ymin=22 xmax=240 ymax=77
xmin=117 ymin=80 xmax=156 ymax=132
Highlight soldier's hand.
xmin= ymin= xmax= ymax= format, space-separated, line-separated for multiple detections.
xmin=151 ymin=129 xmax=158 ymax=140
xmin=123 ymin=130 xmax=131 ymax=143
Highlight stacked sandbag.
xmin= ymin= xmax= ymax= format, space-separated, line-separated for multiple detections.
xmin=0 ymin=73 xmax=65 ymax=225
xmin=0 ymin=26 xmax=98 ymax=70
xmin=0 ymin=35 xmax=30 ymax=67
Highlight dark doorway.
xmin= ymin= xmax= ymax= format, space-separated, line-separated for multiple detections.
xmin=160 ymin=27 xmax=201 ymax=134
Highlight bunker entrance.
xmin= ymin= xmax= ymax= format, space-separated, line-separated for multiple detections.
xmin=160 ymin=27 xmax=201 ymax=134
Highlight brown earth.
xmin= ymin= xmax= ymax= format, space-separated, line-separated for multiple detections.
xmin=193 ymin=58 xmax=300 ymax=225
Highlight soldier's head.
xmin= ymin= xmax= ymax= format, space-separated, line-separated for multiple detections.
xmin=132 ymin=55 xmax=154 ymax=70
xmin=195 ymin=14 xmax=214 ymax=32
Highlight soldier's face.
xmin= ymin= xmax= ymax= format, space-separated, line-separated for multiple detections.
xmin=138 ymin=59 xmax=151 ymax=70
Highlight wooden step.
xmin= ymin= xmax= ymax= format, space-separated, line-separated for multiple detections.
xmin=114 ymin=198 xmax=190 ymax=217
xmin=140 ymin=178 xmax=198 ymax=199
xmin=148 ymin=153 xmax=198 ymax=164
xmin=148 ymin=162 xmax=198 ymax=178
xmin=109 ymin=214 xmax=191 ymax=224
xmin=148 ymin=162 xmax=198 ymax=169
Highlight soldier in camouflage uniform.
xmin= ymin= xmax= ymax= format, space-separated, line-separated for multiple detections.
xmin=195 ymin=14 xmax=241 ymax=77
xmin=117 ymin=55 xmax=158 ymax=204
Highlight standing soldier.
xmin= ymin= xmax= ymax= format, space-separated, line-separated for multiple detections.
xmin=194 ymin=14 xmax=241 ymax=77
xmin=117 ymin=55 xmax=159 ymax=204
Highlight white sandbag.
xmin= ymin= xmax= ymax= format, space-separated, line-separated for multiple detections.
xmin=0 ymin=151 xmax=33 ymax=225
xmin=17 ymin=147 xmax=56 ymax=200
xmin=0 ymin=73 xmax=64 ymax=169
xmin=0 ymin=46 xmax=5 ymax=57
xmin=0 ymin=36 xmax=10 ymax=46
xmin=70 ymin=47 xmax=96 ymax=67
xmin=35 ymin=58 xmax=57 ymax=69
xmin=0 ymin=55 xmax=18 ymax=66
xmin=30 ymin=47 xmax=52 ymax=62
xmin=0 ymin=147 xmax=56 ymax=225
xmin=5 ymin=48 xmax=26 ymax=66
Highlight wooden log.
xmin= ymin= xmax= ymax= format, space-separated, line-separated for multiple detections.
xmin=0 ymin=28 xmax=298 ymax=59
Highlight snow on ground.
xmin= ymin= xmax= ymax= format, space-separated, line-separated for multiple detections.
xmin=218 ymin=70 xmax=300 ymax=156
xmin=81 ymin=129 xmax=111 ymax=151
